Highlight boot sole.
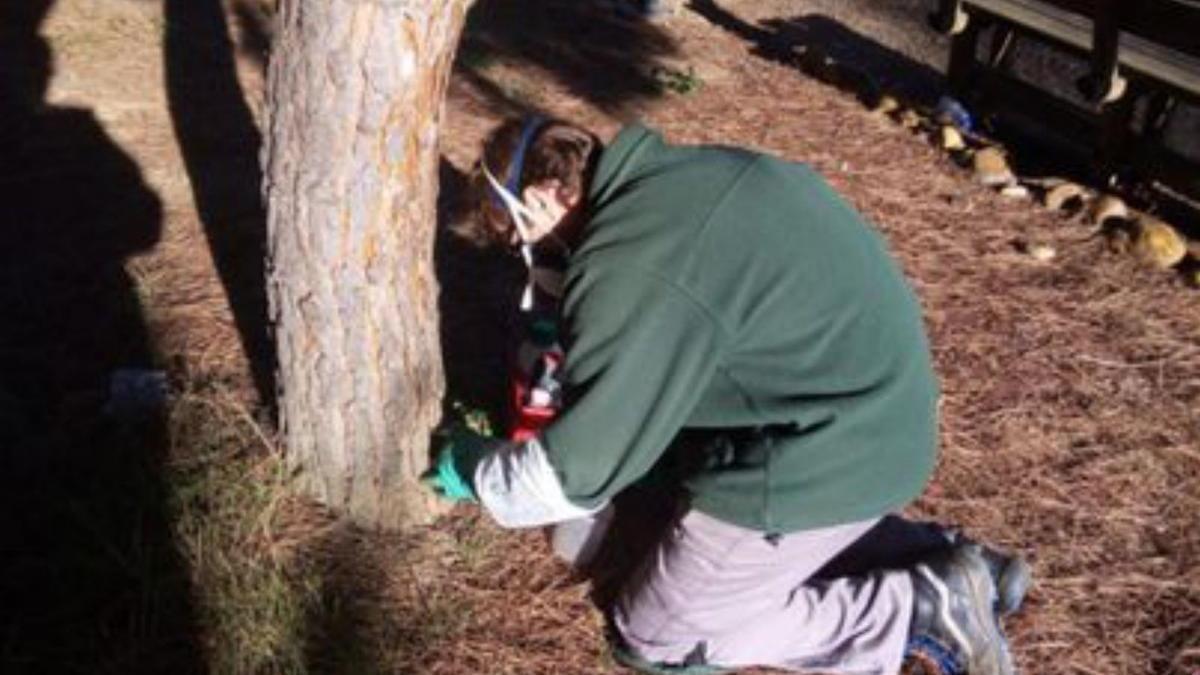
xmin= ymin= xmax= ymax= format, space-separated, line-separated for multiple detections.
xmin=995 ymin=556 xmax=1032 ymax=617
xmin=916 ymin=547 xmax=1017 ymax=675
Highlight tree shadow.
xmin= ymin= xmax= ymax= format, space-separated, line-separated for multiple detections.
xmin=457 ymin=0 xmax=681 ymax=115
xmin=163 ymin=0 xmax=276 ymax=416
xmin=160 ymin=2 xmax=410 ymax=672
xmin=300 ymin=524 xmax=395 ymax=675
xmin=0 ymin=1 xmax=204 ymax=671
xmin=690 ymin=0 xmax=946 ymax=107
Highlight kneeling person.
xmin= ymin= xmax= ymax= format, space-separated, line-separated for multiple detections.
xmin=429 ymin=116 xmax=1027 ymax=675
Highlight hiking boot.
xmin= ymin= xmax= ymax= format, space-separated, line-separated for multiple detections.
xmin=977 ymin=545 xmax=1031 ymax=617
xmin=945 ymin=531 xmax=1031 ymax=617
xmin=906 ymin=544 xmax=1016 ymax=675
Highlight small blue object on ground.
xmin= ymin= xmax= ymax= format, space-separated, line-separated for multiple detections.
xmin=934 ymin=95 xmax=974 ymax=132
xmin=104 ymin=368 xmax=168 ymax=417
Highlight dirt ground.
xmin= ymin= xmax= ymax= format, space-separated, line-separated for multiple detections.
xmin=8 ymin=0 xmax=1200 ymax=673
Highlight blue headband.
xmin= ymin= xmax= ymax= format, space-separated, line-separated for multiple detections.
xmin=492 ymin=115 xmax=546 ymax=210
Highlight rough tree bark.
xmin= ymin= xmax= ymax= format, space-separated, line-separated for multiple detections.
xmin=263 ymin=0 xmax=468 ymax=527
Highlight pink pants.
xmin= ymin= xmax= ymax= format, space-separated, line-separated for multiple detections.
xmin=613 ymin=510 xmax=914 ymax=673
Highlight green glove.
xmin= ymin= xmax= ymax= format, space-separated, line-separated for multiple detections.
xmin=423 ymin=429 xmax=496 ymax=503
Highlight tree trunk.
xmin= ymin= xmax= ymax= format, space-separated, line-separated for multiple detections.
xmin=263 ymin=0 xmax=467 ymax=528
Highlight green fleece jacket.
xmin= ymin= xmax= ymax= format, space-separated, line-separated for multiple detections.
xmin=541 ymin=125 xmax=939 ymax=533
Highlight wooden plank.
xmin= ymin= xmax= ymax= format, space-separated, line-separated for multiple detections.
xmin=965 ymin=0 xmax=1091 ymax=50
xmin=1118 ymin=0 xmax=1200 ymax=58
xmin=1120 ymin=31 xmax=1200 ymax=99
xmin=1130 ymin=142 xmax=1200 ymax=202
xmin=963 ymin=0 xmax=1200 ymax=97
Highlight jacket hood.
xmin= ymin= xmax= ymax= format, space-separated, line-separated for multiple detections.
xmin=587 ymin=124 xmax=659 ymax=212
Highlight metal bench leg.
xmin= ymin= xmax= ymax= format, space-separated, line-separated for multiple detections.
xmin=1079 ymin=0 xmax=1127 ymax=104
xmin=947 ymin=21 xmax=981 ymax=98
xmin=1095 ymin=91 xmax=1137 ymax=185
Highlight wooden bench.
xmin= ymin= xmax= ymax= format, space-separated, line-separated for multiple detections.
xmin=932 ymin=0 xmax=1200 ymax=197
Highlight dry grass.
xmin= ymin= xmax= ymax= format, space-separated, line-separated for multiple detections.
xmin=167 ymin=389 xmax=311 ymax=674
xmin=23 ymin=0 xmax=1200 ymax=674
xmin=442 ymin=4 xmax=1200 ymax=674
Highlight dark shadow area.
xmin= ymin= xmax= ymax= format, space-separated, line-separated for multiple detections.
xmin=0 ymin=1 xmax=204 ymax=672
xmin=301 ymin=524 xmax=395 ymax=675
xmin=761 ymin=13 xmax=948 ymax=106
xmin=436 ymin=68 xmax=581 ymax=380
xmin=301 ymin=521 xmax=469 ymax=675
xmin=164 ymin=0 xmax=276 ymax=416
xmin=433 ymin=158 xmax=527 ymax=430
xmin=584 ymin=470 xmax=682 ymax=613
xmin=812 ymin=515 xmax=954 ymax=579
xmin=691 ymin=0 xmax=946 ymax=107
xmin=457 ymin=0 xmax=680 ymax=115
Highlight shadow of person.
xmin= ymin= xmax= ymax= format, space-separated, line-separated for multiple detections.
xmin=0 ymin=2 xmax=205 ymax=672
xmin=164 ymin=0 xmax=275 ymax=416
xmin=759 ymin=13 xmax=946 ymax=106
xmin=459 ymin=0 xmax=680 ymax=115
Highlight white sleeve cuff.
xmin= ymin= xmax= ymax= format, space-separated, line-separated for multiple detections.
xmin=474 ymin=436 xmax=604 ymax=528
